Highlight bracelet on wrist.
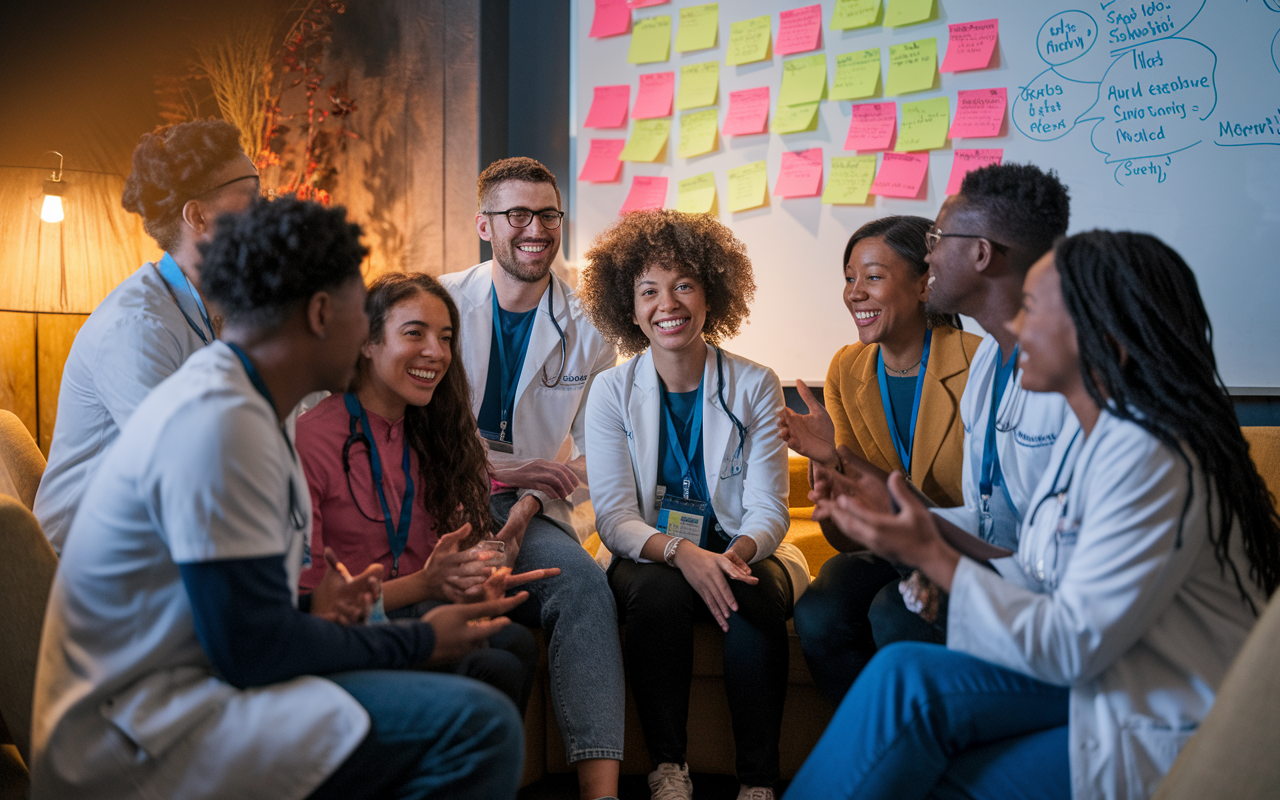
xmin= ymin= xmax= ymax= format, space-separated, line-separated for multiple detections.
xmin=663 ymin=536 xmax=683 ymax=566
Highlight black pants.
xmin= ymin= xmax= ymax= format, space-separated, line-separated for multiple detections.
xmin=610 ymin=555 xmax=793 ymax=788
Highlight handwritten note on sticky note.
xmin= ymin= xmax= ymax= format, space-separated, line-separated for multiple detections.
xmin=777 ymin=4 xmax=822 ymax=55
xmin=620 ymin=176 xmax=668 ymax=213
xmin=949 ymin=88 xmax=1006 ymax=138
xmin=844 ymin=102 xmax=897 ymax=151
xmin=832 ymin=48 xmax=880 ymax=101
xmin=584 ymin=85 xmax=631 ymax=128
xmin=676 ymin=61 xmax=719 ymax=110
xmin=629 ymin=16 xmax=671 ymax=64
xmin=619 ymin=118 xmax=671 ymax=161
xmin=677 ymin=172 xmax=717 ymax=213
xmin=897 ymin=97 xmax=949 ymax=151
xmin=946 ymin=149 xmax=1002 ymax=194
xmin=871 ymin=151 xmax=929 ymax=197
xmin=775 ymin=148 xmax=824 ymax=198
xmin=940 ymin=19 xmax=998 ymax=72
xmin=727 ymin=161 xmax=768 ymax=212
xmin=633 ymin=72 xmax=675 ymax=119
xmin=778 ymin=54 xmax=827 ymax=106
xmin=723 ymin=87 xmax=770 ymax=135
xmin=675 ymin=3 xmax=718 ymax=52
xmin=726 ymin=15 xmax=771 ymax=65
xmin=628 ymin=0 xmax=667 ymax=7
xmin=886 ymin=38 xmax=936 ymax=96
xmin=831 ymin=0 xmax=880 ymax=29
xmin=678 ymin=108 xmax=719 ymax=158
xmin=579 ymin=139 xmax=627 ymax=182
xmin=591 ymin=0 xmax=631 ymax=38
xmin=772 ymin=101 xmax=820 ymax=134
xmin=823 ymin=155 xmax=877 ymax=204
xmin=884 ymin=0 xmax=934 ymax=27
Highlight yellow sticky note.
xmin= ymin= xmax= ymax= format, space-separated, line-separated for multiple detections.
xmin=725 ymin=15 xmax=771 ymax=65
xmin=677 ymin=172 xmax=717 ymax=213
xmin=831 ymin=48 xmax=881 ymax=101
xmin=897 ymin=96 xmax=949 ymax=151
xmin=831 ymin=0 xmax=880 ymax=29
xmin=886 ymin=38 xmax=936 ymax=95
xmin=772 ymin=101 xmax=820 ymax=133
xmin=727 ymin=161 xmax=768 ymax=212
xmin=678 ymin=109 xmax=719 ymax=158
xmin=629 ymin=15 xmax=671 ymax=64
xmin=884 ymin=0 xmax=934 ymax=27
xmin=822 ymin=155 xmax=877 ymax=204
xmin=619 ymin=118 xmax=671 ymax=161
xmin=675 ymin=3 xmax=718 ymax=53
xmin=676 ymin=61 xmax=719 ymax=110
xmin=778 ymin=54 xmax=827 ymax=106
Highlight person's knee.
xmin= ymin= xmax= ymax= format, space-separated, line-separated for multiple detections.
xmin=793 ymin=582 xmax=842 ymax=644
xmin=451 ymin=679 xmax=525 ymax=756
xmin=856 ymin=641 xmax=943 ymax=705
xmin=614 ymin=564 xmax=694 ymax=620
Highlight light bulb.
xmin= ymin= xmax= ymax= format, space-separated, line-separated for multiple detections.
xmin=41 ymin=193 xmax=64 ymax=223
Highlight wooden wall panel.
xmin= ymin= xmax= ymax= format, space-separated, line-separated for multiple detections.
xmin=36 ymin=314 xmax=88 ymax=455
xmin=0 ymin=312 xmax=37 ymax=442
xmin=442 ymin=0 xmax=481 ymax=274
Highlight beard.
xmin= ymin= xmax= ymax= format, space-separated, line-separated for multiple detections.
xmin=493 ymin=235 xmax=558 ymax=283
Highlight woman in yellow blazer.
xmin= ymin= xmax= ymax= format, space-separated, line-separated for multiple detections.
xmin=780 ymin=215 xmax=981 ymax=705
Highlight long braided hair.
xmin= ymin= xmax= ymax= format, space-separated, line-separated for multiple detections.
xmin=1055 ymin=231 xmax=1280 ymax=609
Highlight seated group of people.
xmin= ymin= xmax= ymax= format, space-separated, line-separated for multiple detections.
xmin=24 ymin=118 xmax=1279 ymax=800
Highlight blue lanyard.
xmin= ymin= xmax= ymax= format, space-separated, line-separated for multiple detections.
xmin=157 ymin=252 xmax=215 ymax=344
xmin=661 ymin=381 xmax=705 ymax=500
xmin=979 ymin=345 xmax=1020 ymax=501
xmin=490 ymin=291 xmax=536 ymax=442
xmin=875 ymin=328 xmax=932 ymax=477
xmin=343 ymin=393 xmax=415 ymax=577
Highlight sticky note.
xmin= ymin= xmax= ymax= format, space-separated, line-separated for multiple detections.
xmin=831 ymin=48 xmax=880 ymax=101
xmin=823 ymin=155 xmax=877 ymax=204
xmin=897 ymin=97 xmax=949 ymax=151
xmin=726 ymin=15 xmax=771 ymax=65
xmin=629 ymin=16 xmax=671 ymax=64
xmin=778 ymin=54 xmax=827 ymax=106
xmin=886 ymin=38 xmax=936 ymax=96
xmin=884 ymin=0 xmax=934 ymax=27
xmin=584 ymin=85 xmax=630 ymax=128
xmin=723 ymin=87 xmax=770 ymax=135
xmin=871 ymin=151 xmax=929 ymax=198
xmin=940 ymin=19 xmax=999 ymax=72
xmin=633 ymin=72 xmax=675 ymax=119
xmin=677 ymin=109 xmax=719 ymax=157
xmin=676 ymin=61 xmax=719 ymax=110
xmin=619 ymin=118 xmax=671 ymax=161
xmin=579 ymin=139 xmax=627 ymax=182
xmin=628 ymin=0 xmax=667 ymax=7
xmin=620 ymin=176 xmax=668 ymax=213
xmin=948 ymin=88 xmax=1006 ymax=138
xmin=675 ymin=3 xmax=718 ymax=52
xmin=775 ymin=148 xmax=824 ymax=197
xmin=844 ymin=102 xmax=896 ymax=151
xmin=776 ymin=4 xmax=822 ymax=55
xmin=772 ymin=101 xmax=820 ymax=134
xmin=727 ymin=161 xmax=768 ymax=212
xmin=590 ymin=0 xmax=631 ymax=38
xmin=677 ymin=172 xmax=717 ymax=213
xmin=946 ymin=149 xmax=1002 ymax=194
xmin=831 ymin=0 xmax=880 ymax=29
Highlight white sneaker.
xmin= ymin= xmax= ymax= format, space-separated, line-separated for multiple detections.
xmin=736 ymin=786 xmax=775 ymax=800
xmin=647 ymin=762 xmax=693 ymax=800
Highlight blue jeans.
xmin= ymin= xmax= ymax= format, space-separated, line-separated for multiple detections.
xmin=307 ymin=670 xmax=523 ymax=800
xmin=491 ymin=491 xmax=626 ymax=763
xmin=784 ymin=642 xmax=1070 ymax=800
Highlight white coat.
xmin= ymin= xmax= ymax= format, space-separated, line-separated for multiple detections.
xmin=585 ymin=345 xmax=809 ymax=602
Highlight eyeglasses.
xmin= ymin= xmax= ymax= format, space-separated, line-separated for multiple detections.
xmin=925 ymin=228 xmax=1009 ymax=254
xmin=482 ymin=208 xmax=565 ymax=229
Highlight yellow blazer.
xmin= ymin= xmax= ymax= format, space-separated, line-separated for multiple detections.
xmin=824 ymin=325 xmax=982 ymax=508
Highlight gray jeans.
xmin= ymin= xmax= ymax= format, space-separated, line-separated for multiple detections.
xmin=491 ymin=491 xmax=625 ymax=763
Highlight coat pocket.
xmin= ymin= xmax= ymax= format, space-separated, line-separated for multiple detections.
xmin=100 ymin=666 xmax=234 ymax=760
xmin=1118 ymin=716 xmax=1197 ymax=797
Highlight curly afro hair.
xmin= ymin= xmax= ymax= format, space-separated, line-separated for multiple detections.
xmin=197 ymin=196 xmax=368 ymax=329
xmin=121 ymin=119 xmax=247 ymax=252
xmin=956 ymin=162 xmax=1071 ymax=274
xmin=578 ymin=210 xmax=755 ymax=356
xmin=477 ymin=156 xmax=561 ymax=209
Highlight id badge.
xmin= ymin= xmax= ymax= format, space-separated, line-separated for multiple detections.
xmin=482 ymin=433 xmax=515 ymax=455
xmin=657 ymin=492 xmax=711 ymax=545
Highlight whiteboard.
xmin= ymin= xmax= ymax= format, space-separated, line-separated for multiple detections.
xmin=570 ymin=0 xmax=1280 ymax=390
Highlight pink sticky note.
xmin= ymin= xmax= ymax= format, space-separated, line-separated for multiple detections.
xmin=620 ymin=176 xmax=669 ymax=213
xmin=940 ymin=19 xmax=999 ymax=72
xmin=723 ymin=87 xmax=770 ymax=136
xmin=579 ymin=139 xmax=627 ymax=182
xmin=584 ymin=85 xmax=631 ymax=128
xmin=871 ymin=152 xmax=929 ymax=198
xmin=633 ymin=72 xmax=675 ymax=119
xmin=844 ymin=102 xmax=897 ymax=152
xmin=628 ymin=0 xmax=667 ymax=6
xmin=775 ymin=148 xmax=824 ymax=198
xmin=948 ymin=88 xmax=1006 ymax=138
xmin=946 ymin=149 xmax=1003 ymax=194
xmin=777 ymin=4 xmax=822 ymax=55
xmin=590 ymin=0 xmax=631 ymax=38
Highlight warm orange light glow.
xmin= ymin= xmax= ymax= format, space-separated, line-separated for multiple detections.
xmin=40 ymin=194 xmax=63 ymax=223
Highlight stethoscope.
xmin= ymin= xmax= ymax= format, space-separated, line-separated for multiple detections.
xmin=540 ymin=285 xmax=569 ymax=388
xmin=994 ymin=359 xmax=1031 ymax=433
xmin=1021 ymin=427 xmax=1084 ymax=589
xmin=714 ymin=347 xmax=748 ymax=480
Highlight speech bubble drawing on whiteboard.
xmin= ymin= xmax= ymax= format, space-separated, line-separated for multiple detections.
xmin=1012 ymin=67 xmax=1100 ymax=141
xmin=1274 ymin=28 xmax=1280 ymax=74
xmin=1114 ymin=155 xmax=1171 ymax=186
xmin=1105 ymin=0 xmax=1207 ymax=54
xmin=1038 ymin=11 xmax=1097 ymax=66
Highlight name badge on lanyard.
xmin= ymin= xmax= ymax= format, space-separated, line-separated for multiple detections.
xmin=344 ymin=393 xmax=415 ymax=578
xmin=876 ymin=329 xmax=932 ymax=479
xmin=487 ymin=291 xmax=534 ymax=452
xmin=655 ymin=382 xmax=713 ymax=545
xmin=658 ymin=494 xmax=711 ymax=544
xmin=979 ymin=345 xmax=1019 ymax=544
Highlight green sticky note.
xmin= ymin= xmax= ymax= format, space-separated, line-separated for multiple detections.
xmin=886 ymin=38 xmax=936 ymax=95
xmin=675 ymin=3 xmax=718 ymax=53
xmin=778 ymin=54 xmax=827 ymax=106
xmin=772 ymin=101 xmax=820 ymax=133
xmin=676 ymin=61 xmax=719 ymax=110
xmin=897 ymin=96 xmax=949 ymax=151
xmin=677 ymin=108 xmax=719 ymax=158
xmin=831 ymin=48 xmax=881 ymax=101
xmin=831 ymin=0 xmax=880 ymax=29
xmin=619 ymin=118 xmax=671 ymax=161
xmin=629 ymin=15 xmax=671 ymax=64
xmin=884 ymin=0 xmax=934 ymax=27
xmin=677 ymin=172 xmax=717 ymax=213
xmin=727 ymin=161 xmax=768 ymax=212
xmin=725 ymin=15 xmax=771 ymax=65
xmin=822 ymin=155 xmax=878 ymax=204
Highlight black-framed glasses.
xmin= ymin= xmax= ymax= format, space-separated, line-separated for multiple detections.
xmin=194 ymin=173 xmax=262 ymax=200
xmin=482 ymin=208 xmax=565 ymax=229
xmin=925 ymin=228 xmax=1009 ymax=254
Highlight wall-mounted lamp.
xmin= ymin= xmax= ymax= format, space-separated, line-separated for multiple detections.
xmin=40 ymin=151 xmax=65 ymax=223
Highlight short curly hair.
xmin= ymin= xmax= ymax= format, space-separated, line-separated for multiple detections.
xmin=578 ymin=210 xmax=755 ymax=356
xmin=121 ymin=119 xmax=247 ymax=252
xmin=477 ymin=156 xmax=561 ymax=209
xmin=957 ymin=162 xmax=1071 ymax=274
xmin=198 ymin=196 xmax=368 ymax=329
